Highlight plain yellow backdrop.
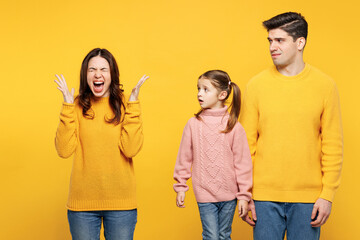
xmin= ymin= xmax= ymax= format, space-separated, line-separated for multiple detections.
xmin=1 ymin=0 xmax=359 ymax=239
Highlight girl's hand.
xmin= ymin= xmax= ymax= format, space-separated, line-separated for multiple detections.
xmin=54 ymin=74 xmax=74 ymax=104
xmin=176 ymin=192 xmax=186 ymax=208
xmin=129 ymin=75 xmax=149 ymax=102
xmin=238 ymin=199 xmax=249 ymax=218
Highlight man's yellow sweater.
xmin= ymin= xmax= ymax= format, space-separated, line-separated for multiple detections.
xmin=55 ymin=97 xmax=143 ymax=211
xmin=240 ymin=64 xmax=343 ymax=203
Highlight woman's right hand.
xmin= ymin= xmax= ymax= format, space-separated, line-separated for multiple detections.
xmin=54 ymin=74 xmax=75 ymax=104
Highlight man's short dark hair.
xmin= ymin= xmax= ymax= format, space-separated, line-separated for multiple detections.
xmin=263 ymin=12 xmax=308 ymax=41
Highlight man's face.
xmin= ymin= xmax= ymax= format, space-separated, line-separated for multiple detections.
xmin=267 ymin=28 xmax=302 ymax=67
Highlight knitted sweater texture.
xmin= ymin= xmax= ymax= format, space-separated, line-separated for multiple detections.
xmin=55 ymin=97 xmax=143 ymax=211
xmin=173 ymin=106 xmax=252 ymax=203
xmin=240 ymin=64 xmax=343 ymax=203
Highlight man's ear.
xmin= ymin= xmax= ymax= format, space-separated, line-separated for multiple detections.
xmin=218 ymin=90 xmax=228 ymax=100
xmin=297 ymin=37 xmax=306 ymax=51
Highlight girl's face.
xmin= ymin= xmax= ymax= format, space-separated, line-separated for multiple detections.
xmin=197 ymin=78 xmax=224 ymax=110
xmin=87 ymin=56 xmax=111 ymax=98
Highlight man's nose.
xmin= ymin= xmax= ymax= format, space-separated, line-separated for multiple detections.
xmin=270 ymin=42 xmax=278 ymax=52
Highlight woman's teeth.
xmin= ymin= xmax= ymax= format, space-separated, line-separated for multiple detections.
xmin=94 ymin=81 xmax=104 ymax=86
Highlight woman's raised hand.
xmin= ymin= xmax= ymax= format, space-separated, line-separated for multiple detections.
xmin=54 ymin=74 xmax=75 ymax=104
xmin=129 ymin=75 xmax=150 ymax=102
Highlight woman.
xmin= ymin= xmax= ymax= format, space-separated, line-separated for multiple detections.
xmin=54 ymin=48 xmax=148 ymax=240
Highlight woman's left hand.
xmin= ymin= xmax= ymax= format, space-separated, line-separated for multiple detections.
xmin=129 ymin=75 xmax=150 ymax=101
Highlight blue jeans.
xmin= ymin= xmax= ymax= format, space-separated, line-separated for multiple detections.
xmin=67 ymin=209 xmax=137 ymax=240
xmin=253 ymin=201 xmax=320 ymax=240
xmin=197 ymin=199 xmax=237 ymax=240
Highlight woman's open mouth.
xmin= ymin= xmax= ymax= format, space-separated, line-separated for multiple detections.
xmin=93 ymin=81 xmax=104 ymax=93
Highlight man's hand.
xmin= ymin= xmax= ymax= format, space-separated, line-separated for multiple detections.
xmin=241 ymin=199 xmax=257 ymax=226
xmin=311 ymin=198 xmax=332 ymax=227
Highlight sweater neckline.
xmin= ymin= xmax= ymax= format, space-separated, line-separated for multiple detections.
xmin=271 ymin=63 xmax=311 ymax=82
xmin=201 ymin=106 xmax=228 ymax=116
xmin=91 ymin=96 xmax=109 ymax=104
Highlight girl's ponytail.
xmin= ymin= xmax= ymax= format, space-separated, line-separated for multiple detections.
xmin=223 ymin=82 xmax=241 ymax=133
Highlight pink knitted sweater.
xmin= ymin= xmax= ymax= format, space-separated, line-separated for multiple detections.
xmin=173 ymin=106 xmax=253 ymax=203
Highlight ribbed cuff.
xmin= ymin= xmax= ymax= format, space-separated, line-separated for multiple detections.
xmin=319 ymin=187 xmax=335 ymax=202
xmin=125 ymin=101 xmax=141 ymax=116
xmin=173 ymin=184 xmax=189 ymax=193
xmin=61 ymin=102 xmax=75 ymax=111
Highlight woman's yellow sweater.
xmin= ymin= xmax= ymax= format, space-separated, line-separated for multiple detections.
xmin=55 ymin=97 xmax=143 ymax=211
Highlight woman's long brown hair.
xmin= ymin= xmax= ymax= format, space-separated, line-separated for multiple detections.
xmin=195 ymin=70 xmax=241 ymax=133
xmin=77 ymin=48 xmax=125 ymax=125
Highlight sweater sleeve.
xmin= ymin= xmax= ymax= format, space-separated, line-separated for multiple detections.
xmin=319 ymin=83 xmax=343 ymax=202
xmin=173 ymin=120 xmax=193 ymax=193
xmin=240 ymin=83 xmax=258 ymax=162
xmin=119 ymin=100 xmax=144 ymax=158
xmin=233 ymin=124 xmax=253 ymax=202
xmin=55 ymin=103 xmax=78 ymax=158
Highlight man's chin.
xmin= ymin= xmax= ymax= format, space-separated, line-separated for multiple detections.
xmin=272 ymin=60 xmax=286 ymax=68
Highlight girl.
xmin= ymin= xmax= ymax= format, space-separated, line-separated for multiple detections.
xmin=173 ymin=70 xmax=252 ymax=239
xmin=54 ymin=48 xmax=148 ymax=240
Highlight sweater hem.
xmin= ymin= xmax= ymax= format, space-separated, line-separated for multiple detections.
xmin=195 ymin=193 xmax=237 ymax=203
xmin=253 ymin=188 xmax=321 ymax=203
xmin=67 ymin=199 xmax=137 ymax=211
xmin=67 ymin=205 xmax=137 ymax=211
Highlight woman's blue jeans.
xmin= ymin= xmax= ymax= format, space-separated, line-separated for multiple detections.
xmin=67 ymin=209 xmax=137 ymax=240
xmin=253 ymin=201 xmax=320 ymax=240
xmin=197 ymin=199 xmax=237 ymax=240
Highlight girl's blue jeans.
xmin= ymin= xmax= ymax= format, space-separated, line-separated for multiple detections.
xmin=197 ymin=199 xmax=237 ymax=240
xmin=253 ymin=201 xmax=320 ymax=240
xmin=67 ymin=209 xmax=137 ymax=240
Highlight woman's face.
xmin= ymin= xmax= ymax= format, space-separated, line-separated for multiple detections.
xmin=87 ymin=56 xmax=111 ymax=98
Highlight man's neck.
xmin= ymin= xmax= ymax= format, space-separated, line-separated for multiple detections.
xmin=276 ymin=60 xmax=305 ymax=77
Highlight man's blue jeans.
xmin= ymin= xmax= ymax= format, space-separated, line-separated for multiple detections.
xmin=67 ymin=209 xmax=137 ymax=240
xmin=253 ymin=201 xmax=320 ymax=240
xmin=197 ymin=199 xmax=237 ymax=240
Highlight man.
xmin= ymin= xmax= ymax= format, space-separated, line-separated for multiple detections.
xmin=240 ymin=12 xmax=343 ymax=240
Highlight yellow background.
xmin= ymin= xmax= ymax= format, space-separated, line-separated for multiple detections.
xmin=1 ymin=0 xmax=359 ymax=239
